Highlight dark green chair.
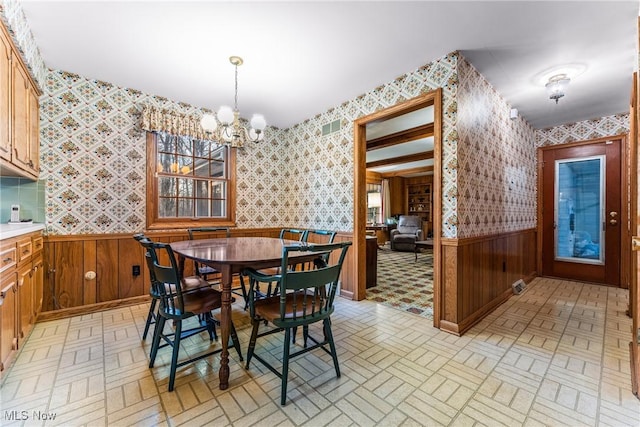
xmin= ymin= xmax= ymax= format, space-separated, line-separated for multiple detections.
xmin=243 ymin=241 xmax=352 ymax=405
xmin=302 ymin=229 xmax=337 ymax=268
xmin=141 ymin=239 xmax=243 ymax=392
xmin=134 ymin=233 xmax=211 ymax=340
xmin=279 ymin=228 xmax=308 ymax=241
xmin=247 ymin=228 xmax=310 ymax=303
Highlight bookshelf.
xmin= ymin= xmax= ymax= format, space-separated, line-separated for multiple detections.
xmin=406 ymin=182 xmax=432 ymax=237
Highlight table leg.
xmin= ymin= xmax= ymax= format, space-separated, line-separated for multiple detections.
xmin=219 ymin=264 xmax=231 ymax=390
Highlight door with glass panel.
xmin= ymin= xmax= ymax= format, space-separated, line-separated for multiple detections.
xmin=541 ymin=139 xmax=622 ymax=285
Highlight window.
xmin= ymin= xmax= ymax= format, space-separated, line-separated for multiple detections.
xmin=366 ymin=183 xmax=382 ymax=224
xmin=146 ymin=132 xmax=236 ymax=229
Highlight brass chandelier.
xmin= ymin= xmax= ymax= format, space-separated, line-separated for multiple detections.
xmin=200 ymin=56 xmax=266 ymax=147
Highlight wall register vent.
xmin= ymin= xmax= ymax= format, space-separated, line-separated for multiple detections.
xmin=512 ymin=279 xmax=526 ymax=295
xmin=322 ymin=119 xmax=341 ymax=136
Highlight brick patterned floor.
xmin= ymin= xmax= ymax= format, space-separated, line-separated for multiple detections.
xmin=1 ymin=277 xmax=639 ymax=426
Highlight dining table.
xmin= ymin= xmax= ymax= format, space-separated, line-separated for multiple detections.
xmin=170 ymin=236 xmax=317 ymax=390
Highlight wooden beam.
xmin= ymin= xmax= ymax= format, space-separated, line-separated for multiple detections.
xmin=381 ymin=165 xmax=434 ymax=178
xmin=367 ymin=123 xmax=434 ymax=151
xmin=366 ymin=151 xmax=434 ymax=168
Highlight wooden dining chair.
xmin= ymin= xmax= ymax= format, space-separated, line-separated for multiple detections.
xmin=243 ymin=241 xmax=352 ymax=405
xmin=141 ymin=239 xmax=243 ymax=392
xmin=278 ymin=228 xmax=308 ymax=241
xmin=301 ymin=229 xmax=336 ymax=268
xmin=133 ymin=233 xmax=212 ymax=340
xmin=246 ymin=228 xmax=310 ymax=304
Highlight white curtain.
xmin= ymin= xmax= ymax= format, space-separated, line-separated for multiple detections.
xmin=381 ymin=179 xmax=391 ymax=223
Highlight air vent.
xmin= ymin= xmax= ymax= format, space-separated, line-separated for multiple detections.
xmin=322 ymin=119 xmax=341 ymax=136
xmin=512 ymin=279 xmax=526 ymax=295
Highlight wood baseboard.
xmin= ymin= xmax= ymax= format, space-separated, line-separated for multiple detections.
xmin=440 ymin=288 xmax=514 ymax=336
xmin=37 ymin=295 xmax=150 ymax=322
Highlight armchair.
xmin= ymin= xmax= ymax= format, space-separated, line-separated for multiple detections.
xmin=390 ymin=215 xmax=422 ymax=251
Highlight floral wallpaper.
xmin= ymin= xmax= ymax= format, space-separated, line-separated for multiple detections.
xmin=456 ymin=57 xmax=537 ymax=238
xmin=535 ymin=113 xmax=630 ymax=146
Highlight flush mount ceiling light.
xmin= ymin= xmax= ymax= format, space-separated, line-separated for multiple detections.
xmin=534 ymin=63 xmax=586 ymax=105
xmin=545 ymin=74 xmax=571 ymax=104
xmin=200 ymin=56 xmax=266 ymax=147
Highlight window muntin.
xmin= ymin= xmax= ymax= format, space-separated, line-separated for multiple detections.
xmin=147 ymin=132 xmax=235 ymax=229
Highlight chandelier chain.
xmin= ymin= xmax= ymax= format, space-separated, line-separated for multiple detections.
xmin=234 ymin=63 xmax=239 ymax=111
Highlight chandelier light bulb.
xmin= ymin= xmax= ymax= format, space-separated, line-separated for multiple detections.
xmin=250 ymin=114 xmax=267 ymax=131
xmin=200 ymin=113 xmax=218 ymax=132
xmin=217 ymin=106 xmax=234 ymax=125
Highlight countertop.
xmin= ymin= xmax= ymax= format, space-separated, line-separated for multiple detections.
xmin=0 ymin=223 xmax=45 ymax=240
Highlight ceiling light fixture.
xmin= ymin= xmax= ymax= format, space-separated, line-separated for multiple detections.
xmin=545 ymin=73 xmax=571 ymax=104
xmin=200 ymin=56 xmax=266 ymax=147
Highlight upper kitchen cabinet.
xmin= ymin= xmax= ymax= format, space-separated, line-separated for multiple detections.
xmin=0 ymin=22 xmax=11 ymax=163
xmin=0 ymin=21 xmax=41 ymax=180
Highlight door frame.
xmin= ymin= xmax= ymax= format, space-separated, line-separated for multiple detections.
xmin=536 ymin=134 xmax=630 ymax=287
xmin=352 ymin=89 xmax=442 ymax=322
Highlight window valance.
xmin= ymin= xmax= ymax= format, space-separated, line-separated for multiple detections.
xmin=140 ymin=105 xmax=211 ymax=141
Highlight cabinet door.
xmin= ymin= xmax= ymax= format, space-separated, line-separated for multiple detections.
xmin=11 ymin=60 xmax=30 ymax=171
xmin=28 ymin=86 xmax=39 ymax=175
xmin=17 ymin=262 xmax=33 ymax=339
xmin=0 ymin=27 xmax=11 ymax=161
xmin=0 ymin=272 xmax=17 ymax=373
xmin=32 ymin=255 xmax=43 ymax=318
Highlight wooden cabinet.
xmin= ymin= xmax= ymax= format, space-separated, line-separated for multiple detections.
xmin=0 ymin=23 xmax=11 ymax=162
xmin=0 ymin=271 xmax=17 ymax=373
xmin=17 ymin=262 xmax=32 ymax=339
xmin=406 ymin=181 xmax=432 ymax=237
xmin=0 ymin=20 xmax=40 ymax=179
xmin=29 ymin=87 xmax=40 ymax=175
xmin=32 ymin=255 xmax=43 ymax=316
xmin=366 ymin=236 xmax=377 ymax=288
xmin=0 ymin=230 xmax=43 ymax=377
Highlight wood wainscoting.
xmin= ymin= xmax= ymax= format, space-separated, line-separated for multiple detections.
xmin=41 ymin=228 xmax=356 ymax=321
xmin=437 ymin=228 xmax=537 ymax=336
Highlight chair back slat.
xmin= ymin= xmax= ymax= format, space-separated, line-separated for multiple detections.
xmin=140 ymin=240 xmax=186 ymax=316
xmin=305 ymin=229 xmax=337 ymax=244
xmin=279 ymin=228 xmax=308 ymax=241
xmin=278 ymin=242 xmax=351 ymax=322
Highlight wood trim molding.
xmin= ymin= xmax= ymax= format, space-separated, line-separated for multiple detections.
xmin=145 ymin=132 xmax=237 ymax=230
xmin=354 ymin=90 xmax=442 ymax=305
xmin=439 ymin=288 xmax=513 ymax=336
xmin=43 ymin=227 xmax=284 ymax=242
xmin=38 ymin=295 xmax=150 ymax=322
xmin=440 ymin=228 xmax=537 ymax=247
xmin=538 ymin=133 xmax=628 ymax=152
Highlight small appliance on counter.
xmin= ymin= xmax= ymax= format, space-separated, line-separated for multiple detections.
xmin=7 ymin=204 xmax=32 ymax=224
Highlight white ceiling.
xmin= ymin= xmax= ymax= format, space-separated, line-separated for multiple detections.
xmin=19 ymin=1 xmax=638 ymax=131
